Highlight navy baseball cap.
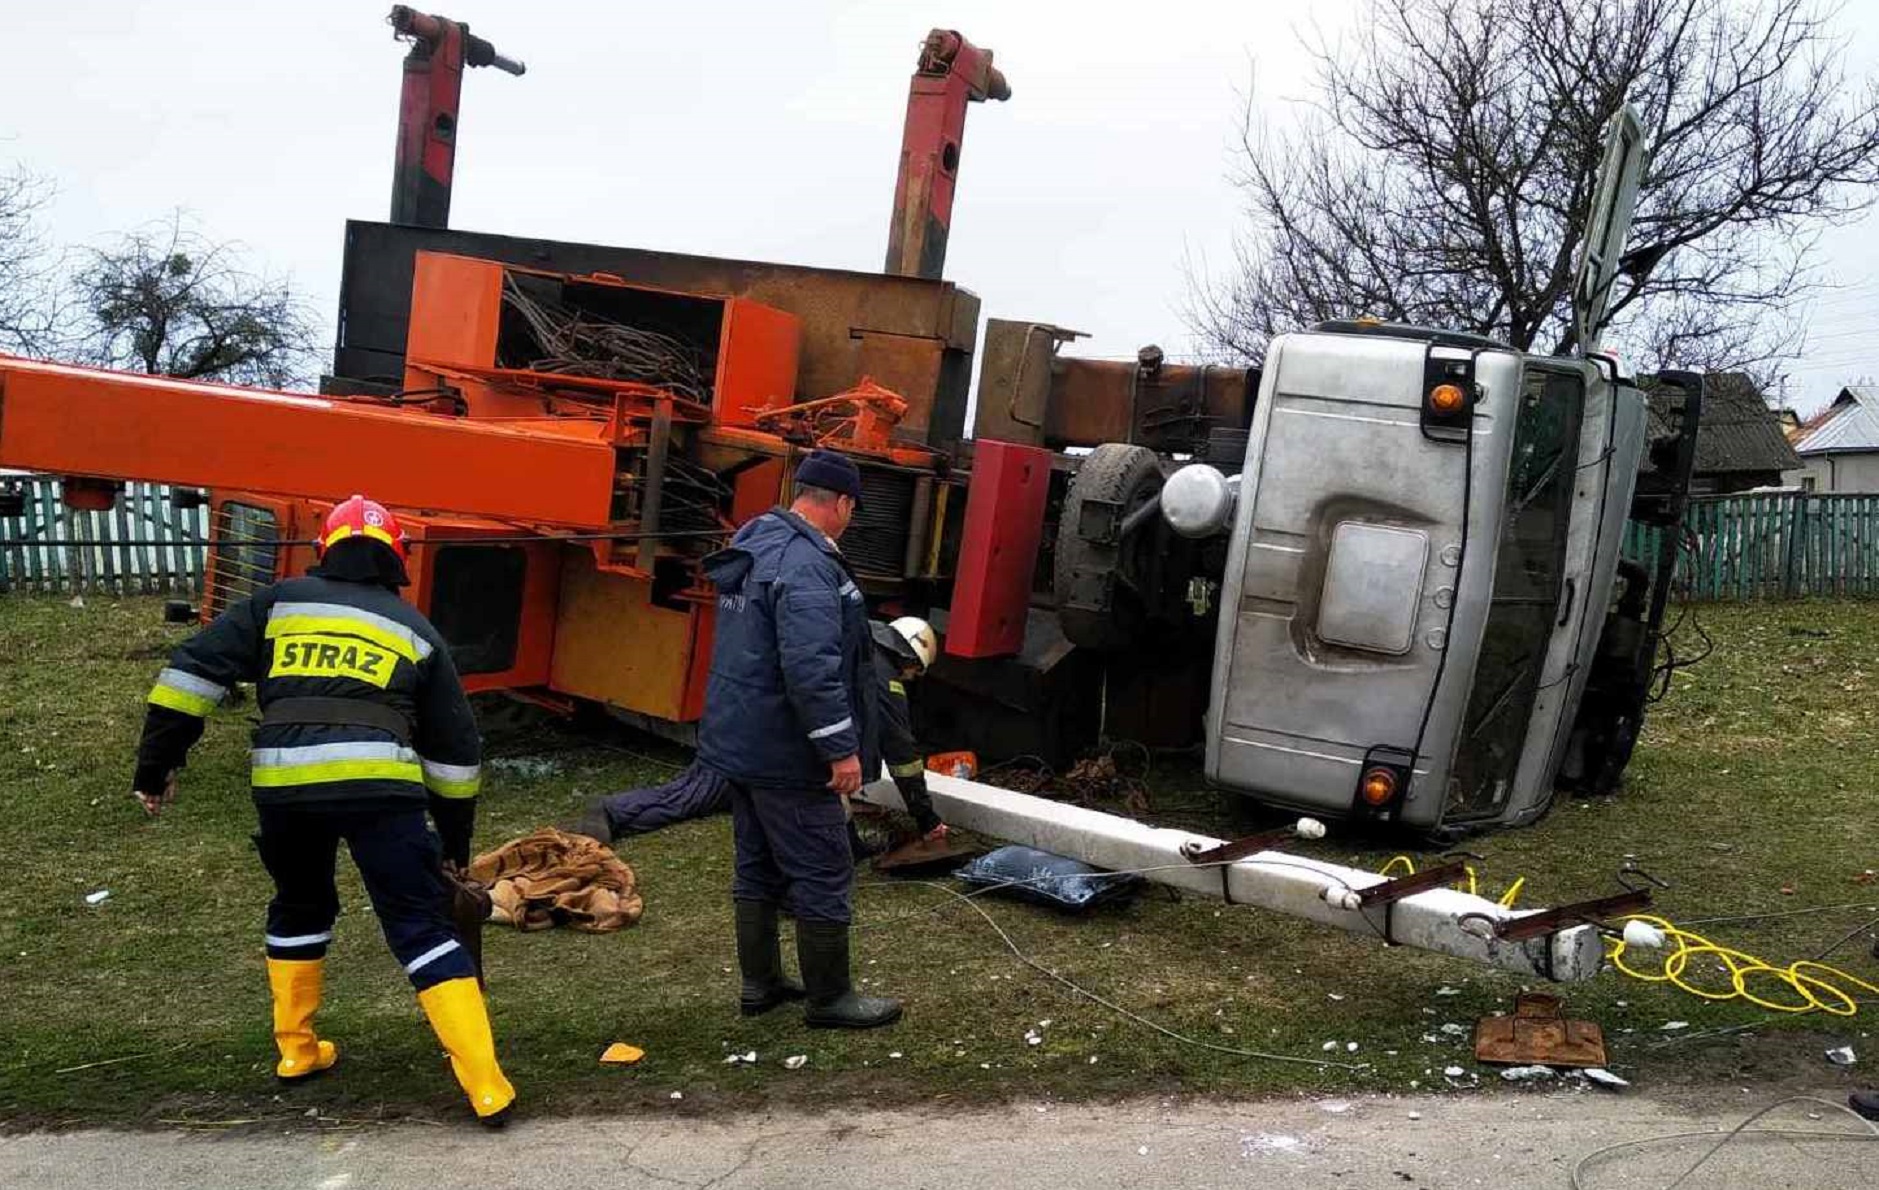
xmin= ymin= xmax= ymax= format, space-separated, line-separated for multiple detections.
xmin=795 ymin=449 xmax=864 ymax=506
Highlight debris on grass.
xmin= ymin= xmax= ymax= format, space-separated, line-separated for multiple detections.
xmin=724 ymin=1050 xmax=758 ymax=1066
xmin=1826 ymin=1045 xmax=1857 ymax=1066
xmin=1440 ymin=1023 xmax=1468 ymax=1037
xmin=1659 ymin=1021 xmax=1690 ymax=1032
xmin=598 ymin=1043 xmax=645 ymax=1065
xmin=83 ymin=890 xmax=110 ymax=906
xmin=53 ymin=1041 xmax=191 ymax=1075
xmin=1498 ymin=1065 xmax=1555 ymax=1082
xmin=486 ymin=756 xmax=562 ymax=780
xmin=783 ymin=1055 xmax=808 ymax=1071
xmin=1435 ymin=986 xmax=1461 ymax=997
xmin=1443 ymin=1065 xmax=1467 ymax=1078
xmin=1621 ymin=920 xmax=1666 ymax=949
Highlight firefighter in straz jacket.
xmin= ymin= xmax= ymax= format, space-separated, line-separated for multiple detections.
xmin=869 ymin=615 xmax=945 ymax=839
xmin=698 ymin=449 xmax=901 ymax=1029
xmin=131 ymin=495 xmax=515 ymax=1124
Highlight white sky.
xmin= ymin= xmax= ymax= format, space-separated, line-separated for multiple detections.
xmin=4 ymin=0 xmax=1877 ymax=414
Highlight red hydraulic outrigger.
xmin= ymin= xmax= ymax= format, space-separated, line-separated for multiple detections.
xmin=884 ymin=30 xmax=1010 ymax=280
xmin=387 ymin=5 xmax=526 ymax=229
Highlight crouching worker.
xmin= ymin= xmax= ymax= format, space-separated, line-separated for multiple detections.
xmin=870 ymin=616 xmax=944 ymax=840
xmin=130 ymin=495 xmax=516 ymax=1125
xmin=698 ymin=450 xmax=902 ymax=1029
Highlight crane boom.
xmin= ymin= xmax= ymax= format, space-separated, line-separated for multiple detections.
xmin=0 ymin=356 xmax=618 ymax=528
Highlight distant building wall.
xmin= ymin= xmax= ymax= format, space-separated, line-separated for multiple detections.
xmin=1799 ymin=452 xmax=1879 ymax=493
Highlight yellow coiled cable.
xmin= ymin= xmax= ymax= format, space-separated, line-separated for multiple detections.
xmin=1376 ymin=859 xmax=1877 ymax=1016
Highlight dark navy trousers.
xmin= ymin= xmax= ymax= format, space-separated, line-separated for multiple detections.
xmin=728 ymin=780 xmax=854 ymax=924
xmin=601 ymin=761 xmax=732 ymax=836
xmin=254 ymin=803 xmax=475 ymax=990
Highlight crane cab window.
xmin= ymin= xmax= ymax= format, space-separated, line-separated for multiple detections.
xmin=207 ymin=501 xmax=280 ymax=617
xmin=428 ymin=545 xmax=526 ymax=675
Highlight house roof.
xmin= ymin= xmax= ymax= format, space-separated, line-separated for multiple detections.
xmin=1792 ymin=387 xmax=1879 ymax=455
xmin=1642 ymin=373 xmax=1802 ymax=475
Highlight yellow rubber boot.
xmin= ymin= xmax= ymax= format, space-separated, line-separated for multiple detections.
xmin=417 ymin=977 xmax=516 ymax=1123
xmin=266 ymin=958 xmax=339 ymax=1080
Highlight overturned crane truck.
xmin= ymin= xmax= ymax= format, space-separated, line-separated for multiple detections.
xmin=0 ymin=19 xmax=1695 ymax=982
xmin=860 ymin=104 xmax=1697 ymax=982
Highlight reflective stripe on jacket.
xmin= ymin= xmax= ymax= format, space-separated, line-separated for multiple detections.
xmin=138 ymin=573 xmax=481 ymax=808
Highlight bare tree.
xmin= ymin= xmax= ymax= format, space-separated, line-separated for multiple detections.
xmin=1190 ymin=0 xmax=1879 ymax=377
xmin=69 ymin=212 xmax=320 ymax=388
xmin=0 ymin=166 xmax=59 ymax=354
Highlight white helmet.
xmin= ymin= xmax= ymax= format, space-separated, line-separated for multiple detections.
xmin=887 ymin=615 xmax=938 ymax=671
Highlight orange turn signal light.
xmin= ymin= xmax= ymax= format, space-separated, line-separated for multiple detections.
xmin=1360 ymin=766 xmax=1399 ymax=806
xmin=1427 ymin=383 xmax=1467 ymax=416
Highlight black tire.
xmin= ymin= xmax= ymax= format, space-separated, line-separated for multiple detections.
xmin=1053 ymin=443 xmax=1164 ymax=650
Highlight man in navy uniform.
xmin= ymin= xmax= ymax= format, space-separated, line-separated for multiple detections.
xmin=696 ymin=449 xmax=901 ymax=1029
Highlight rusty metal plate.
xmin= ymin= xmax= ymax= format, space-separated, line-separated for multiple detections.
xmin=1042 ymin=358 xmax=1256 ymax=454
xmin=1473 ymin=992 xmax=1608 ymax=1068
xmin=851 ymin=332 xmax=946 ymax=438
xmin=873 ymin=834 xmax=982 ymax=873
xmin=973 ymin=319 xmax=1081 ymax=445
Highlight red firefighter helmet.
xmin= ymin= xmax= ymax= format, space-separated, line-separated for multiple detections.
xmin=319 ymin=494 xmax=409 ymax=562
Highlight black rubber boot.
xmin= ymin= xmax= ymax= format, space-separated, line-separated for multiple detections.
xmin=735 ymin=900 xmax=804 ymax=1016
xmin=798 ymin=920 xmax=902 ymax=1029
xmin=565 ymin=797 xmax=614 ymax=846
xmin=574 ymin=797 xmax=612 ymax=845
xmin=1851 ymin=1089 xmax=1879 ymax=1122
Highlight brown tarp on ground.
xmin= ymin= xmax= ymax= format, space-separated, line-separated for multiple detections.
xmin=468 ymin=828 xmax=645 ymax=933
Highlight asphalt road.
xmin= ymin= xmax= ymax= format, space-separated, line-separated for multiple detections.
xmin=3 ymin=1088 xmax=1875 ymax=1189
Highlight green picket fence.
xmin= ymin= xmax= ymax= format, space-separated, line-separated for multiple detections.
xmin=0 ymin=476 xmax=208 ymax=595
xmin=3 ymin=476 xmax=1874 ymax=603
xmin=1623 ymin=492 xmax=1879 ymax=601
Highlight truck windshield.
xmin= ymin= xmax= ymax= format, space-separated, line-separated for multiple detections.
xmin=1445 ymin=365 xmax=1585 ymax=821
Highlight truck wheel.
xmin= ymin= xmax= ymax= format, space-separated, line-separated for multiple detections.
xmin=1054 ymin=443 xmax=1163 ymax=650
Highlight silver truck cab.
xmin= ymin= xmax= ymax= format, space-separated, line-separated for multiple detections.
xmin=1202 ymin=327 xmax=1648 ymax=831
xmin=1188 ymin=104 xmax=1665 ymax=833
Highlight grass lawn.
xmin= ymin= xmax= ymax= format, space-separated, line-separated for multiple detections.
xmin=0 ymin=594 xmax=1874 ymax=1127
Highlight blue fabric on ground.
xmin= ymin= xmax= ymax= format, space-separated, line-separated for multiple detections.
xmin=954 ymin=845 xmax=1142 ymax=911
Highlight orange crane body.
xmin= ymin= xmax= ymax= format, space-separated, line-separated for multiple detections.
xmin=0 ymin=250 xmax=957 ymax=729
xmin=0 ymin=25 xmax=1138 ymax=761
